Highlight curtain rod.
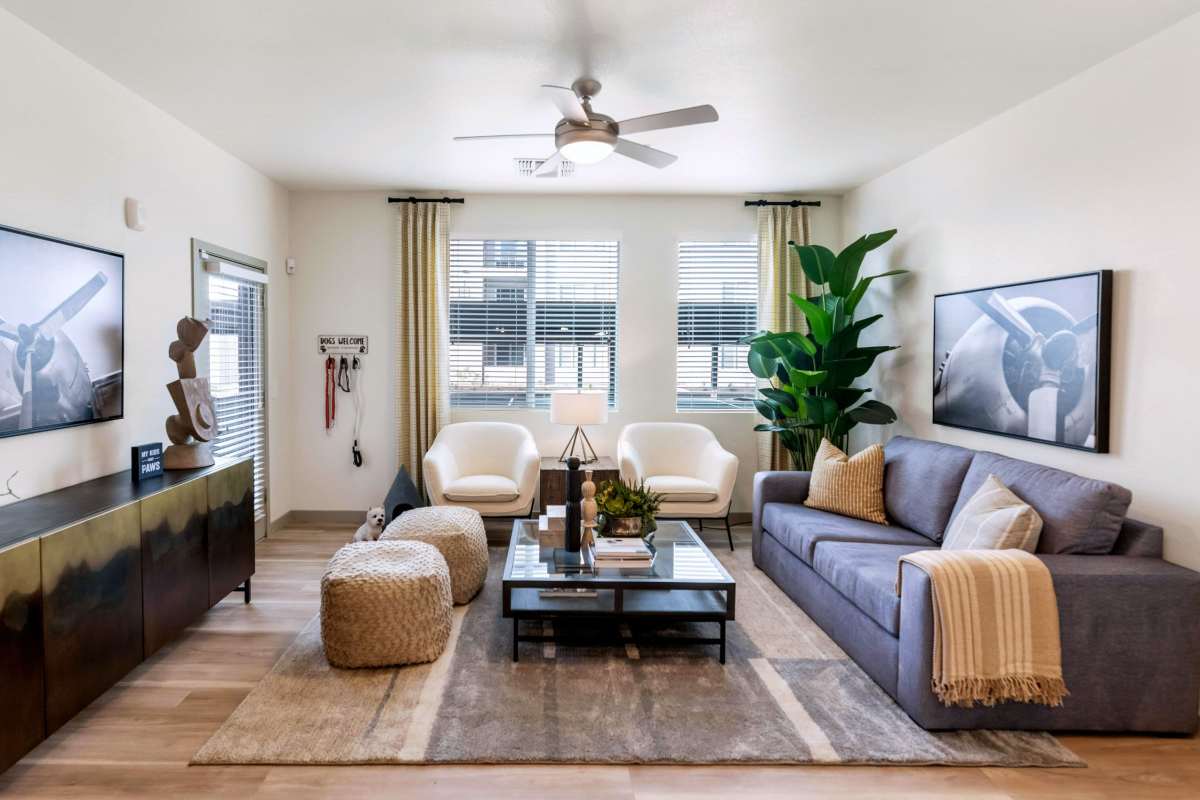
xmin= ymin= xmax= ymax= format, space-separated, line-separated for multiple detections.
xmin=387 ymin=196 xmax=465 ymax=204
xmin=744 ymin=199 xmax=821 ymax=207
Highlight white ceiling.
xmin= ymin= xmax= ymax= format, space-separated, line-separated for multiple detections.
xmin=5 ymin=0 xmax=1197 ymax=193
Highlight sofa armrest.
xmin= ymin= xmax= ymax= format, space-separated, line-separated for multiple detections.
xmin=617 ymin=440 xmax=643 ymax=484
xmin=1110 ymin=517 xmax=1164 ymax=557
xmin=752 ymin=471 xmax=811 ymax=565
xmin=898 ymin=555 xmax=1200 ymax=732
xmin=422 ymin=441 xmax=458 ymax=505
xmin=698 ymin=441 xmax=739 ymax=512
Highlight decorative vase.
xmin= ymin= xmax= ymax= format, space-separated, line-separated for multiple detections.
xmin=606 ymin=516 xmax=644 ymax=538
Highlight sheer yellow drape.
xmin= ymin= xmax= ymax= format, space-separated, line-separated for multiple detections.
xmin=395 ymin=202 xmax=450 ymax=489
xmin=756 ymin=205 xmax=813 ymax=471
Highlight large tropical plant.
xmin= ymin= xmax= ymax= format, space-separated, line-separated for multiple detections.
xmin=743 ymin=229 xmax=907 ymax=469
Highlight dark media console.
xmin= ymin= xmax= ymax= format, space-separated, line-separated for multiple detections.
xmin=0 ymin=458 xmax=254 ymax=772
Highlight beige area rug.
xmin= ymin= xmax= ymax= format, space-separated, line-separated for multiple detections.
xmin=192 ymin=548 xmax=1083 ymax=767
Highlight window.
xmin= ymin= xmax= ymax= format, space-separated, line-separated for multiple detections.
xmin=193 ymin=240 xmax=269 ymax=535
xmin=449 ymin=240 xmax=619 ymax=408
xmin=676 ymin=241 xmax=759 ymax=410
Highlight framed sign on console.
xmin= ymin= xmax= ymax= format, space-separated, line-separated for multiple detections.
xmin=933 ymin=270 xmax=1112 ymax=452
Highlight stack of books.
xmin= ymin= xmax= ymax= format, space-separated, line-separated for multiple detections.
xmin=592 ymin=537 xmax=654 ymax=567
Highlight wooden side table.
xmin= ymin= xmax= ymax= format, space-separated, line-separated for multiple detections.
xmin=538 ymin=456 xmax=619 ymax=512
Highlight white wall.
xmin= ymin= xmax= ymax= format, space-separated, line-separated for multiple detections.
xmin=842 ymin=14 xmax=1200 ymax=568
xmin=0 ymin=10 xmax=293 ymax=522
xmin=287 ymin=192 xmax=841 ymax=514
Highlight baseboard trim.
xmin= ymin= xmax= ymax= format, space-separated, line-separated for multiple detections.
xmin=271 ymin=510 xmax=362 ymax=533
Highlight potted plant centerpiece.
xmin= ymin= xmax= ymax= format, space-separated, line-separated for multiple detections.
xmin=594 ymin=478 xmax=663 ymax=539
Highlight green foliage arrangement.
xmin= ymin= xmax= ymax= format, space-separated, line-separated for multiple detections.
xmin=743 ymin=229 xmax=908 ymax=469
xmin=594 ymin=478 xmax=663 ymax=532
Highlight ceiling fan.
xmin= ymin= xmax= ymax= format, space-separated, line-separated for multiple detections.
xmin=454 ymin=78 xmax=718 ymax=178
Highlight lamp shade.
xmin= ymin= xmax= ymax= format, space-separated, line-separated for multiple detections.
xmin=549 ymin=391 xmax=608 ymax=426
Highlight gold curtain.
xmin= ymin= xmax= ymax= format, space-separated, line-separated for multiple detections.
xmin=756 ymin=205 xmax=813 ymax=471
xmin=395 ymin=202 xmax=450 ymax=488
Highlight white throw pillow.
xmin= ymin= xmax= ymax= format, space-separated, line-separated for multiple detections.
xmin=942 ymin=474 xmax=1043 ymax=552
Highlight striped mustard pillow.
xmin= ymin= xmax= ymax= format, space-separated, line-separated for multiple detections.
xmin=803 ymin=439 xmax=888 ymax=525
xmin=942 ymin=473 xmax=1043 ymax=552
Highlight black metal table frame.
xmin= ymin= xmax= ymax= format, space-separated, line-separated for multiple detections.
xmin=501 ymin=577 xmax=736 ymax=664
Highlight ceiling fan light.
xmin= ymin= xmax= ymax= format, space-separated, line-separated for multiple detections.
xmin=559 ymin=139 xmax=614 ymax=164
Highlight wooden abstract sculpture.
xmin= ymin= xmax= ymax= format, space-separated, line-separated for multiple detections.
xmin=163 ymin=317 xmax=216 ymax=469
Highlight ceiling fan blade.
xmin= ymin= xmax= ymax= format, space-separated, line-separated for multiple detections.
xmin=617 ymin=104 xmax=718 ymax=135
xmin=614 ymin=138 xmax=678 ymax=169
xmin=453 ymin=133 xmax=554 ymax=141
xmin=535 ymin=151 xmax=563 ymax=178
xmin=541 ymin=84 xmax=590 ymax=125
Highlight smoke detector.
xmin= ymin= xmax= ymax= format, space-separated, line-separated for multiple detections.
xmin=514 ymin=157 xmax=575 ymax=178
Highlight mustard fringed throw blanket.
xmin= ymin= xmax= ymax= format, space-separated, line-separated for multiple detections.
xmin=897 ymin=549 xmax=1068 ymax=708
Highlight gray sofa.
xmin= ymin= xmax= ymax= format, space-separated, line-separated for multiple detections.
xmin=752 ymin=436 xmax=1200 ymax=733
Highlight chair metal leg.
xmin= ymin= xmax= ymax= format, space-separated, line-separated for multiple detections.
xmin=724 ymin=514 xmax=734 ymax=551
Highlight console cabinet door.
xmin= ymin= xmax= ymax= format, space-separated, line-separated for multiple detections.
xmin=141 ymin=478 xmax=208 ymax=656
xmin=41 ymin=505 xmax=143 ymax=733
xmin=0 ymin=538 xmax=44 ymax=770
xmin=207 ymin=459 xmax=254 ymax=606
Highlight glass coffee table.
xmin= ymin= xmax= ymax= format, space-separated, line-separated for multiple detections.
xmin=501 ymin=519 xmax=736 ymax=663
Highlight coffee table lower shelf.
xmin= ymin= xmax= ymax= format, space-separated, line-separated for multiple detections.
xmin=503 ymin=586 xmax=734 ymax=663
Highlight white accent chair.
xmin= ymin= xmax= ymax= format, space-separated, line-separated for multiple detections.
xmin=616 ymin=422 xmax=739 ymax=550
xmin=423 ymin=422 xmax=540 ymax=517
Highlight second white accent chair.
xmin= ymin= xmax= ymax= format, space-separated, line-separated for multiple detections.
xmin=422 ymin=422 xmax=540 ymax=517
xmin=616 ymin=422 xmax=739 ymax=550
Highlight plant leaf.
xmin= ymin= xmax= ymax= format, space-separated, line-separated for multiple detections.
xmin=825 ymin=313 xmax=882 ymax=359
xmin=845 ymin=269 xmax=909 ymax=316
xmin=761 ymin=388 xmax=799 ymax=412
xmin=787 ymin=368 xmax=828 ymax=389
xmin=822 ymin=356 xmax=872 ymax=385
xmin=800 ymin=395 xmax=839 ymax=425
xmin=753 ymin=398 xmax=781 ymax=421
xmin=828 ymin=386 xmax=871 ymax=409
xmin=832 ymin=414 xmax=858 ymax=437
xmin=828 ymin=230 xmax=897 ymax=297
xmin=847 ymin=399 xmax=898 ymax=425
xmin=787 ymin=293 xmax=833 ymax=345
xmin=747 ymin=348 xmax=776 ymax=379
xmin=792 ymin=243 xmax=836 ymax=286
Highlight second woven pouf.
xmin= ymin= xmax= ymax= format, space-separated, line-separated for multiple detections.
xmin=320 ymin=540 xmax=452 ymax=668
xmin=381 ymin=506 xmax=488 ymax=605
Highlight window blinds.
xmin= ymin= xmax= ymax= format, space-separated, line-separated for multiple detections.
xmin=448 ymin=240 xmax=619 ymax=408
xmin=207 ymin=274 xmax=267 ymax=522
xmin=676 ymin=241 xmax=759 ymax=411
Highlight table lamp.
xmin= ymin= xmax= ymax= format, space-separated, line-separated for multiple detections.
xmin=550 ymin=390 xmax=607 ymax=464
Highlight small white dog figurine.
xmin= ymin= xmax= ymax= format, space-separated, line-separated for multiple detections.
xmin=353 ymin=506 xmax=386 ymax=542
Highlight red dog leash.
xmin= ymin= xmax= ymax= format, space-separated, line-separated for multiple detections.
xmin=324 ymin=355 xmax=336 ymax=430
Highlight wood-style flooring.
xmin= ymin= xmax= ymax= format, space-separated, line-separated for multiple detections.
xmin=1 ymin=525 xmax=1197 ymax=799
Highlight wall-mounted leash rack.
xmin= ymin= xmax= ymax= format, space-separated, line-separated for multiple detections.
xmin=319 ymin=335 xmax=369 ymax=466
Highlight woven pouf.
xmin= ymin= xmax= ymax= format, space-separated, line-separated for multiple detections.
xmin=320 ymin=540 xmax=452 ymax=668
xmin=380 ymin=506 xmax=488 ymax=605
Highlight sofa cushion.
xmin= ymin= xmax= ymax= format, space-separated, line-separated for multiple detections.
xmin=645 ymin=475 xmax=718 ymax=502
xmin=811 ymin=541 xmax=934 ymax=635
xmin=443 ymin=474 xmax=520 ymax=502
xmin=805 ymin=440 xmax=888 ymax=524
xmin=761 ymin=502 xmax=933 ymax=564
xmin=942 ymin=474 xmax=1043 ymax=552
xmin=883 ymin=436 xmax=975 ymax=541
xmin=949 ymin=452 xmax=1132 ymax=555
